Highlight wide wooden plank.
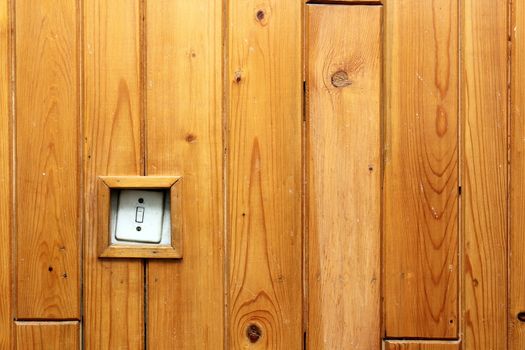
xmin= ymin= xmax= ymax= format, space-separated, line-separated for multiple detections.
xmin=145 ymin=1 xmax=224 ymax=348
xmin=227 ymin=0 xmax=302 ymax=348
xmin=462 ymin=1 xmax=508 ymax=349
xmin=16 ymin=322 xmax=79 ymax=350
xmin=511 ymin=0 xmax=525 ymax=348
xmin=384 ymin=341 xmax=461 ymax=350
xmin=384 ymin=0 xmax=459 ymax=338
xmin=15 ymin=0 xmax=80 ymax=319
xmin=306 ymin=5 xmax=381 ymax=349
xmin=83 ymin=1 xmax=144 ymax=348
xmin=0 ymin=0 xmax=11 ymax=347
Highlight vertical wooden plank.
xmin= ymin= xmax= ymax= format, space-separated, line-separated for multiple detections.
xmin=306 ymin=5 xmax=381 ymax=349
xmin=462 ymin=0 xmax=508 ymax=349
xmin=384 ymin=0 xmax=459 ymax=338
xmin=15 ymin=0 xmax=80 ymax=319
xmin=511 ymin=0 xmax=525 ymax=348
xmin=0 ymin=0 xmax=11 ymax=347
xmin=16 ymin=322 xmax=79 ymax=350
xmin=227 ymin=0 xmax=302 ymax=348
xmin=384 ymin=341 xmax=461 ymax=350
xmin=83 ymin=1 xmax=144 ymax=348
xmin=145 ymin=1 xmax=223 ymax=348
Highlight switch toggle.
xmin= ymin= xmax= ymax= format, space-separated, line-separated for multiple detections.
xmin=135 ymin=206 xmax=145 ymax=223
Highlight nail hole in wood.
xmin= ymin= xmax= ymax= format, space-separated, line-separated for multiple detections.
xmin=331 ymin=70 xmax=352 ymax=88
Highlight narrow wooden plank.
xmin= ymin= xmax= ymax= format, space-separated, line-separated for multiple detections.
xmin=83 ymin=1 xmax=144 ymax=348
xmin=0 ymin=0 xmax=11 ymax=347
xmin=145 ymin=1 xmax=224 ymax=348
xmin=511 ymin=0 xmax=525 ymax=348
xmin=227 ymin=0 xmax=302 ymax=348
xmin=15 ymin=0 xmax=80 ymax=319
xmin=384 ymin=341 xmax=461 ymax=350
xmin=462 ymin=1 xmax=508 ymax=349
xmin=384 ymin=0 xmax=459 ymax=338
xmin=306 ymin=5 xmax=381 ymax=349
xmin=16 ymin=322 xmax=79 ymax=350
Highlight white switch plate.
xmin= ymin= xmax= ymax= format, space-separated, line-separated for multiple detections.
xmin=113 ymin=190 xmax=165 ymax=243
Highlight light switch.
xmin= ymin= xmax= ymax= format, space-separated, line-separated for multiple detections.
xmin=114 ymin=190 xmax=165 ymax=243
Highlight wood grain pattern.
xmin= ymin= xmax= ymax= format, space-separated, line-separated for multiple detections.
xmin=15 ymin=0 xmax=80 ymax=319
xmin=0 ymin=0 xmax=10 ymax=347
xmin=384 ymin=0 xmax=459 ymax=338
xmin=384 ymin=341 xmax=461 ymax=350
xmin=228 ymin=0 xmax=302 ymax=348
xmin=145 ymin=1 xmax=224 ymax=348
xmin=16 ymin=322 xmax=79 ymax=350
xmin=83 ymin=1 xmax=144 ymax=348
xmin=306 ymin=5 xmax=381 ymax=349
xmin=462 ymin=1 xmax=508 ymax=349
xmin=511 ymin=0 xmax=525 ymax=348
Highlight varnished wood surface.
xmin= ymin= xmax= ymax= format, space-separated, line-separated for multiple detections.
xmin=0 ymin=0 xmax=11 ymax=347
xmin=307 ymin=5 xmax=381 ymax=349
xmin=511 ymin=0 xmax=525 ymax=348
xmin=0 ymin=1 xmax=517 ymax=347
xmin=83 ymin=0 xmax=144 ymax=348
xmin=15 ymin=0 xmax=80 ymax=319
xmin=462 ymin=0 xmax=508 ymax=349
xmin=145 ymin=1 xmax=224 ymax=348
xmin=384 ymin=341 xmax=461 ymax=350
xmin=384 ymin=0 xmax=459 ymax=338
xmin=227 ymin=0 xmax=303 ymax=348
xmin=16 ymin=322 xmax=79 ymax=350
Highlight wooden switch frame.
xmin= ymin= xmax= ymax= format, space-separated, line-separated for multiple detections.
xmin=97 ymin=176 xmax=183 ymax=259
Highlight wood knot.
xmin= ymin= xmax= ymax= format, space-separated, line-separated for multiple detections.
xmin=518 ymin=312 xmax=525 ymax=322
xmin=256 ymin=10 xmax=265 ymax=21
xmin=234 ymin=71 xmax=242 ymax=83
xmin=246 ymin=324 xmax=262 ymax=343
xmin=185 ymin=133 xmax=197 ymax=143
xmin=331 ymin=70 xmax=352 ymax=88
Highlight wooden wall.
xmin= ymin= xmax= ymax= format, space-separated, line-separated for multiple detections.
xmin=0 ymin=0 xmax=521 ymax=348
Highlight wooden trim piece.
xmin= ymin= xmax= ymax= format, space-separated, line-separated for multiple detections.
xmin=145 ymin=1 xmax=225 ymax=348
xmin=511 ymin=0 xmax=525 ymax=348
xmin=15 ymin=321 xmax=79 ymax=350
xmin=100 ymin=175 xmax=180 ymax=189
xmin=462 ymin=0 xmax=508 ymax=349
xmin=306 ymin=4 xmax=382 ymax=349
xmin=305 ymin=1 xmax=383 ymax=4
xmin=15 ymin=0 xmax=80 ymax=319
xmin=96 ymin=176 xmax=183 ymax=259
xmin=384 ymin=0 xmax=459 ymax=338
xmin=227 ymin=0 xmax=303 ymax=347
xmin=0 ymin=0 xmax=10 ymax=347
xmin=83 ymin=1 xmax=145 ymax=348
xmin=384 ymin=341 xmax=461 ymax=350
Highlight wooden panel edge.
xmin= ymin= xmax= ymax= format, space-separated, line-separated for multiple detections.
xmin=100 ymin=175 xmax=180 ymax=188
xmin=383 ymin=340 xmax=461 ymax=350
xmin=169 ymin=178 xmax=183 ymax=258
xmin=15 ymin=321 xmax=80 ymax=349
xmin=0 ymin=0 xmax=11 ymax=347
